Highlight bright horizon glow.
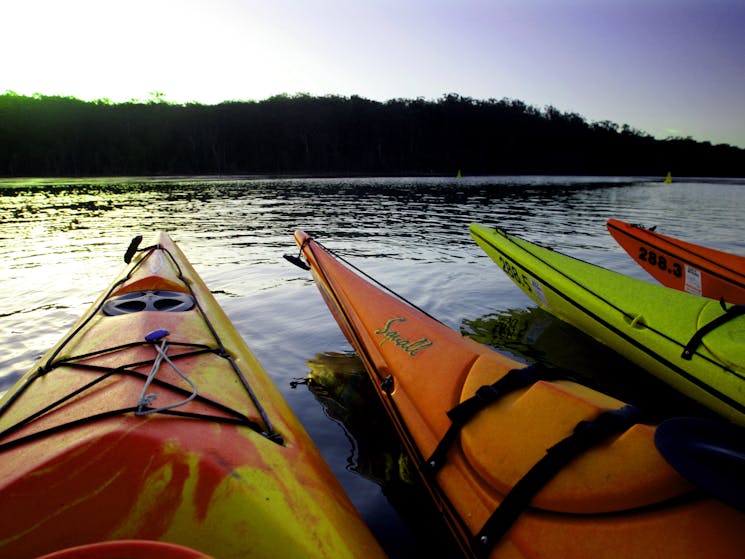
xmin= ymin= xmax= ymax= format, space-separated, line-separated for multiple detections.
xmin=3 ymin=0 xmax=744 ymax=148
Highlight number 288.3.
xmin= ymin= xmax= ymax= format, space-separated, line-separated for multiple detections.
xmin=638 ymin=247 xmax=682 ymax=278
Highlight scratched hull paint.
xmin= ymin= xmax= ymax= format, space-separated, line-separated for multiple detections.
xmin=0 ymin=233 xmax=385 ymax=559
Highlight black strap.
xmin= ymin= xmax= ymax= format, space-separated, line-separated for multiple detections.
xmin=0 ymin=407 xmax=267 ymax=454
xmin=426 ymin=363 xmax=562 ymax=473
xmin=472 ymin=404 xmax=641 ymax=557
xmin=681 ymin=302 xmax=745 ymax=360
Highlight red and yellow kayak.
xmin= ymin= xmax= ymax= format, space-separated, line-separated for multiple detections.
xmin=607 ymin=218 xmax=745 ymax=304
xmin=292 ymin=229 xmax=745 ymax=559
xmin=0 ymin=233 xmax=385 ymax=559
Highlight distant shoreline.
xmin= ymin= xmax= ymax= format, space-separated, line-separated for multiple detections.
xmin=2 ymin=93 xmax=744 ymax=178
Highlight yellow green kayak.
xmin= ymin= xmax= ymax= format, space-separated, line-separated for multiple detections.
xmin=470 ymin=223 xmax=745 ymax=426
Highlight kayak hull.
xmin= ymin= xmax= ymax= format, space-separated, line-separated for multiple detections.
xmin=470 ymin=223 xmax=745 ymax=426
xmin=294 ymin=229 xmax=745 ymax=558
xmin=607 ymin=218 xmax=745 ymax=304
xmin=0 ymin=233 xmax=384 ymax=559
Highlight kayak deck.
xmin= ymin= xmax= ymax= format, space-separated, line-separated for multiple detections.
xmin=0 ymin=233 xmax=384 ymax=559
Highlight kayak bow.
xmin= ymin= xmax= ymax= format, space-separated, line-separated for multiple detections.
xmin=0 ymin=233 xmax=385 ymax=559
xmin=607 ymin=218 xmax=745 ymax=304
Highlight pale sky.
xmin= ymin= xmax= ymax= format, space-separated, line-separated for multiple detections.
xmin=3 ymin=0 xmax=744 ymax=147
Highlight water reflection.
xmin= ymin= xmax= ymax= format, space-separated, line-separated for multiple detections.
xmin=302 ymin=352 xmax=460 ymax=558
xmin=304 ymin=352 xmax=413 ymax=487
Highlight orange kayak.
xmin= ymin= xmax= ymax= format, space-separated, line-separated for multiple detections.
xmin=607 ymin=218 xmax=745 ymax=304
xmin=0 ymin=233 xmax=385 ymax=559
xmin=291 ymin=229 xmax=745 ymax=559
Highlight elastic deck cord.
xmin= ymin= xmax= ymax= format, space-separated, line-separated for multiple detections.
xmin=0 ymin=236 xmax=283 ymax=450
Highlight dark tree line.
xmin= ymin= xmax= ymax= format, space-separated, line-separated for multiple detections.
xmin=1 ymin=91 xmax=743 ymax=177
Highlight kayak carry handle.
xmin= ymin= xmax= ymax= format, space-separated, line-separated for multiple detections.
xmin=284 ymin=253 xmax=310 ymax=270
xmin=124 ymin=235 xmax=143 ymax=264
xmin=285 ymin=235 xmax=312 ymax=270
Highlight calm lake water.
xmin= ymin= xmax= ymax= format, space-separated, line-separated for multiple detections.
xmin=2 ymin=175 xmax=744 ymax=556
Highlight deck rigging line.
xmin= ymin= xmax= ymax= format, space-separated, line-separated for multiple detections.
xmin=0 ymin=236 xmax=284 ymax=451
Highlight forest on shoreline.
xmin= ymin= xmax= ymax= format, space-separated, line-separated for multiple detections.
xmin=1 ymin=92 xmax=743 ymax=178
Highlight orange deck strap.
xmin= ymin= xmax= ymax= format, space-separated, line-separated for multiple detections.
xmin=427 ymin=363 xmax=563 ymax=473
xmin=474 ymin=404 xmax=642 ymax=558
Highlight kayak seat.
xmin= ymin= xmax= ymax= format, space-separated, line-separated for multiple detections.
xmin=458 ymin=354 xmax=692 ymax=514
